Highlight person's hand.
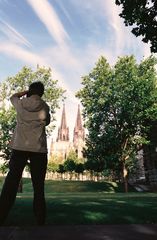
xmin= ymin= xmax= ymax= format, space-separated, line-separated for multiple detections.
xmin=13 ymin=90 xmax=29 ymax=98
xmin=18 ymin=90 xmax=29 ymax=97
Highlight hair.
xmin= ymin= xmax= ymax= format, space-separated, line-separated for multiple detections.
xmin=27 ymin=81 xmax=44 ymax=97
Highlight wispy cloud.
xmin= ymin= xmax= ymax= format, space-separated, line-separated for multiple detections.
xmin=26 ymin=0 xmax=70 ymax=46
xmin=102 ymin=0 xmax=151 ymax=59
xmin=101 ymin=0 xmax=127 ymax=56
xmin=0 ymin=41 xmax=44 ymax=65
xmin=0 ymin=19 xmax=32 ymax=47
xmin=0 ymin=41 xmax=77 ymax=103
xmin=43 ymin=44 xmax=85 ymax=73
xmin=55 ymin=0 xmax=74 ymax=26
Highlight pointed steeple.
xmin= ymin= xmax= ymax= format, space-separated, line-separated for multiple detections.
xmin=60 ymin=104 xmax=67 ymax=129
xmin=73 ymin=105 xmax=85 ymax=144
xmin=57 ymin=104 xmax=69 ymax=141
xmin=75 ymin=104 xmax=82 ymax=130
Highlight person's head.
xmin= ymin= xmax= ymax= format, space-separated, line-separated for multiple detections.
xmin=27 ymin=81 xmax=44 ymax=97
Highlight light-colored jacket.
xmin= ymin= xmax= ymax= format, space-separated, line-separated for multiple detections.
xmin=10 ymin=94 xmax=50 ymax=153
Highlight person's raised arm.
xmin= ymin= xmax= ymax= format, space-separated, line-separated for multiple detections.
xmin=10 ymin=90 xmax=28 ymax=109
xmin=11 ymin=91 xmax=28 ymax=99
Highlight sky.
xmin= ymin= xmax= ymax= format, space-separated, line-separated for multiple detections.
xmin=0 ymin=0 xmax=153 ymax=141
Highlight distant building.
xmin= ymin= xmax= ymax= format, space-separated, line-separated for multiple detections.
xmin=50 ymin=104 xmax=85 ymax=161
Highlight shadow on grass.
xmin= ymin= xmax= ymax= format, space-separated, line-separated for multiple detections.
xmin=46 ymin=193 xmax=157 ymax=225
xmin=4 ymin=193 xmax=157 ymax=226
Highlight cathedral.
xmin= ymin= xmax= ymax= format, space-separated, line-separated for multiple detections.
xmin=49 ymin=104 xmax=157 ymax=187
xmin=49 ymin=104 xmax=85 ymax=161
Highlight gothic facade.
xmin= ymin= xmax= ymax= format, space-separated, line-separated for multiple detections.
xmin=50 ymin=104 xmax=85 ymax=161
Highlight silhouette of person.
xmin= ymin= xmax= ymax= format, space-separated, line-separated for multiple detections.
xmin=0 ymin=81 xmax=50 ymax=225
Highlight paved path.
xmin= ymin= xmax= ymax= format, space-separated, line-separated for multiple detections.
xmin=0 ymin=224 xmax=157 ymax=240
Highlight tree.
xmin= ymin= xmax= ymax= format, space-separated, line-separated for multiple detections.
xmin=47 ymin=161 xmax=59 ymax=178
xmin=77 ymin=55 xmax=157 ymax=192
xmin=0 ymin=108 xmax=16 ymax=160
xmin=0 ymin=66 xmax=65 ymax=163
xmin=48 ymin=154 xmax=64 ymax=165
xmin=115 ymin=0 xmax=157 ymax=52
xmin=64 ymin=159 xmax=76 ymax=180
xmin=66 ymin=150 xmax=78 ymax=162
xmin=57 ymin=164 xmax=65 ymax=180
xmin=75 ymin=163 xmax=84 ymax=180
xmin=0 ymin=162 xmax=9 ymax=176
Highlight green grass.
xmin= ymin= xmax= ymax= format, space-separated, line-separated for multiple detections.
xmin=0 ymin=178 xmax=157 ymax=226
xmin=21 ymin=178 xmax=137 ymax=194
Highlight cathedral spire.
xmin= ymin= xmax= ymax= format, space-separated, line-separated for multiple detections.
xmin=57 ymin=104 xmax=69 ymax=141
xmin=75 ymin=104 xmax=82 ymax=130
xmin=60 ymin=103 xmax=67 ymax=129
xmin=73 ymin=105 xmax=85 ymax=144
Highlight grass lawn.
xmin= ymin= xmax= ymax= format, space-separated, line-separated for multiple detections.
xmin=0 ymin=178 xmax=157 ymax=226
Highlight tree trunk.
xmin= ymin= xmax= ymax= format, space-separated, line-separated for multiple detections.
xmin=18 ymin=178 xmax=23 ymax=193
xmin=69 ymin=172 xmax=72 ymax=180
xmin=123 ymin=163 xmax=128 ymax=193
xmin=122 ymin=138 xmax=129 ymax=193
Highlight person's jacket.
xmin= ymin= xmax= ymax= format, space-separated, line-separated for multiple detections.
xmin=10 ymin=94 xmax=50 ymax=153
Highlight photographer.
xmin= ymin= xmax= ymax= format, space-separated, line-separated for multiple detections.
xmin=0 ymin=81 xmax=50 ymax=225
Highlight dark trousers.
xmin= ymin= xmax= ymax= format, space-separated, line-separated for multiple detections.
xmin=0 ymin=149 xmax=47 ymax=225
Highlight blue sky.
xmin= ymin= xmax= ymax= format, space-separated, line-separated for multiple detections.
xmin=0 ymin=0 xmax=152 ymax=140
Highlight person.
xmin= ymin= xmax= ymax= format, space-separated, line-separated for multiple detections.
xmin=0 ymin=81 xmax=50 ymax=225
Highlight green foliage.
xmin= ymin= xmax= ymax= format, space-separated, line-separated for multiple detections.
xmin=84 ymin=158 xmax=104 ymax=173
xmin=77 ymin=55 xmax=157 ymax=177
xmin=0 ymin=108 xmax=16 ymax=160
xmin=64 ymin=150 xmax=86 ymax=177
xmin=64 ymin=159 xmax=76 ymax=173
xmin=66 ymin=149 xmax=78 ymax=162
xmin=75 ymin=163 xmax=84 ymax=174
xmin=0 ymin=66 xmax=65 ymax=162
xmin=57 ymin=164 xmax=65 ymax=174
xmin=0 ymin=162 xmax=9 ymax=175
xmin=0 ymin=65 xmax=65 ymax=124
xmin=48 ymin=154 xmax=64 ymax=165
xmin=115 ymin=0 xmax=157 ymax=52
xmin=47 ymin=161 xmax=59 ymax=173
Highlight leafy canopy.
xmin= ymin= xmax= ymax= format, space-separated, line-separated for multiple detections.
xmin=115 ymin=0 xmax=157 ymax=53
xmin=77 ymin=55 xmax=157 ymax=174
xmin=0 ymin=66 xmax=65 ymax=161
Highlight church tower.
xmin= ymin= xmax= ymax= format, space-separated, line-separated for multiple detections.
xmin=57 ymin=104 xmax=69 ymax=142
xmin=50 ymin=104 xmax=71 ymax=161
xmin=73 ymin=104 xmax=85 ymax=158
xmin=50 ymin=104 xmax=85 ymax=162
